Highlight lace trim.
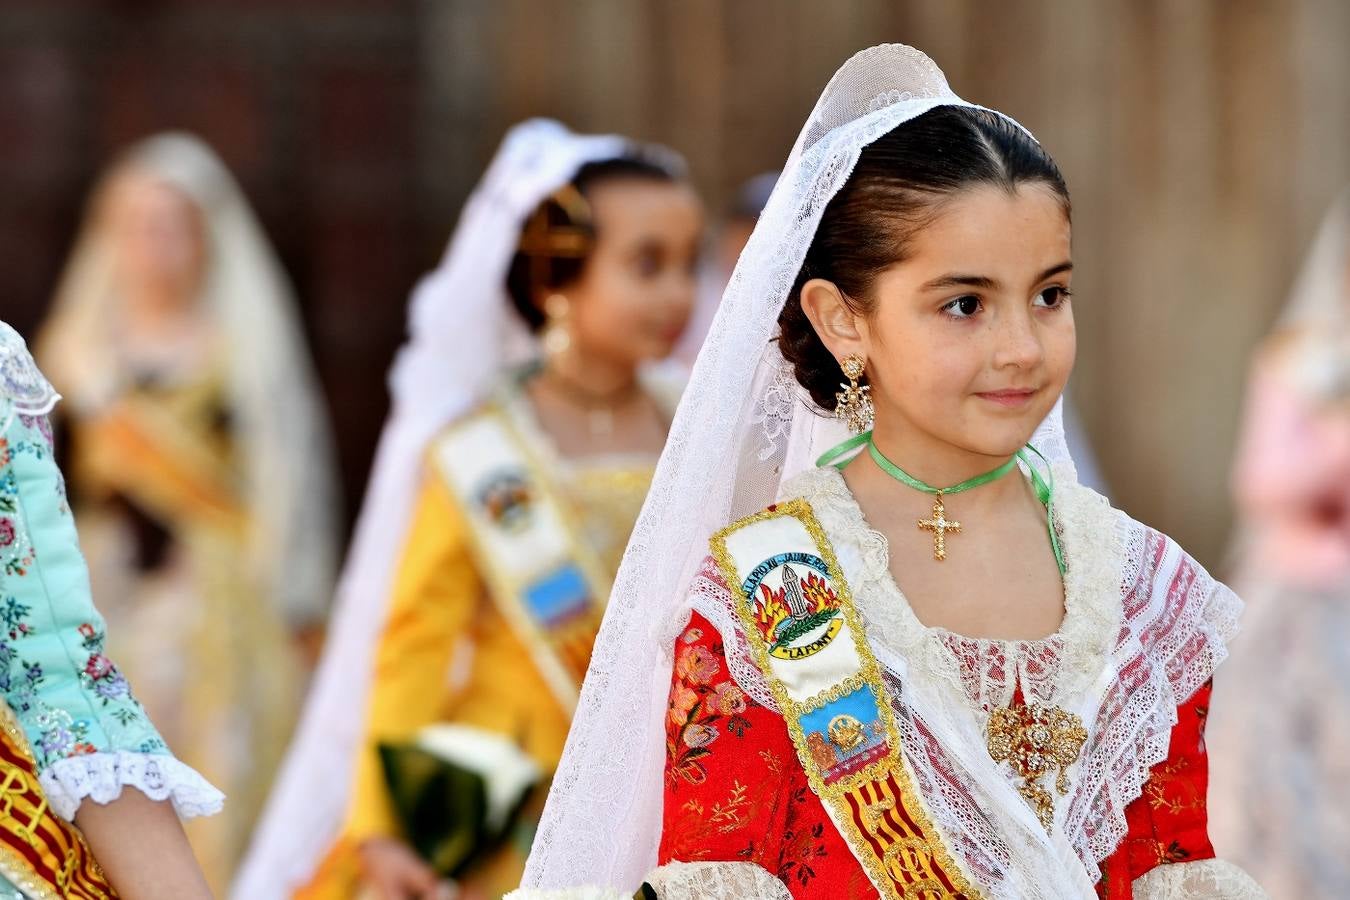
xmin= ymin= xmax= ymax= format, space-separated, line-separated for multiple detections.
xmin=505 ymin=887 xmax=627 ymax=900
xmin=1068 ymin=527 xmax=1243 ymax=875
xmin=1131 ymin=859 xmax=1269 ymax=899
xmin=779 ymin=465 xmax=1123 ymax=712
xmin=0 ymin=323 xmax=59 ymax=429
xmin=749 ymin=357 xmax=799 ymax=462
xmin=38 ymin=750 xmax=225 ymax=821
xmin=689 ymin=469 xmax=1242 ymax=890
xmin=644 ymin=860 xmax=793 ymax=900
xmin=505 ymin=862 xmax=791 ymax=900
xmin=686 ymin=556 xmax=776 ymax=713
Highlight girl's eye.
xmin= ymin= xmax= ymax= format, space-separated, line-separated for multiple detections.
xmin=634 ymin=250 xmax=662 ymax=277
xmin=943 ymin=295 xmax=981 ymax=318
xmin=1034 ymin=286 xmax=1073 ymax=308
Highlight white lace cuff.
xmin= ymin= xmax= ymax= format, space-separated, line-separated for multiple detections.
xmin=644 ymin=861 xmax=792 ymax=899
xmin=1132 ymin=859 xmax=1269 ymax=899
xmin=504 ymin=887 xmax=628 ymax=900
xmin=38 ymin=750 xmax=225 ymax=821
xmin=504 ymin=862 xmax=791 ymax=900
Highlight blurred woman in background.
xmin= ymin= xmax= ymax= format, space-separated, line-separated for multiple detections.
xmin=238 ymin=119 xmax=702 ymax=900
xmin=37 ymin=133 xmax=340 ymax=892
xmin=1210 ymin=192 xmax=1350 ymax=898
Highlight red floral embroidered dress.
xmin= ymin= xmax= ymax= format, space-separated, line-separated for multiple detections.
xmin=660 ymin=609 xmax=1213 ymax=899
xmin=653 ymin=466 xmax=1255 ymax=899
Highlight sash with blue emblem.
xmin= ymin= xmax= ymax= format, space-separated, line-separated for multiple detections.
xmin=431 ymin=404 xmax=610 ymax=714
xmin=711 ymin=498 xmax=981 ymax=900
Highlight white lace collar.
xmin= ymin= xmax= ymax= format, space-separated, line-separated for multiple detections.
xmin=780 ymin=465 xmax=1125 ymax=713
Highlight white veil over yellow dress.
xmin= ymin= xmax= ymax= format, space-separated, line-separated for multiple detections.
xmin=38 ymin=133 xmax=340 ymax=890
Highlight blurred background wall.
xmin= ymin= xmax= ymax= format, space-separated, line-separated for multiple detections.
xmin=4 ymin=0 xmax=1349 ymax=569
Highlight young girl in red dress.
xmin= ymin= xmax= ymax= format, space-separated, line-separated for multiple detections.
xmin=514 ymin=44 xmax=1268 ymax=900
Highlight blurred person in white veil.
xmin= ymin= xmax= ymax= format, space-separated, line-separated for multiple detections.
xmin=511 ymin=45 xmax=1264 ymax=900
xmin=236 ymin=120 xmax=702 ymax=900
xmin=1208 ymin=192 xmax=1350 ymax=898
xmin=37 ymin=132 xmax=340 ymax=891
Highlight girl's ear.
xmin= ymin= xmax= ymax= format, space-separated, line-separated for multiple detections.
xmin=800 ymin=277 xmax=866 ymax=364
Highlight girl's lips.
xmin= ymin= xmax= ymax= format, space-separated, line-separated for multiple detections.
xmin=975 ymin=388 xmax=1038 ymax=407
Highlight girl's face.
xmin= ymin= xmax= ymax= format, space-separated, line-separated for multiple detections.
xmin=563 ymin=178 xmax=704 ymax=367
xmin=808 ymin=183 xmax=1075 ymax=460
xmin=106 ymin=172 xmax=207 ymax=305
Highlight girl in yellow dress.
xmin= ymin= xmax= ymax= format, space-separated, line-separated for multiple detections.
xmin=239 ymin=120 xmax=703 ymax=900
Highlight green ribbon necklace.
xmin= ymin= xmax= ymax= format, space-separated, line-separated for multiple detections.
xmin=817 ymin=431 xmax=1065 ymax=573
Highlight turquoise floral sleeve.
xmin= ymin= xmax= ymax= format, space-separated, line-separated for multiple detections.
xmin=0 ymin=406 xmax=168 ymax=764
xmin=0 ymin=323 xmax=222 ymax=820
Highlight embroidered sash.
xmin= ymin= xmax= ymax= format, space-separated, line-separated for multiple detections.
xmin=431 ymin=405 xmax=610 ymax=713
xmin=0 ymin=703 xmax=117 ymax=900
xmin=711 ymin=499 xmax=979 ymax=900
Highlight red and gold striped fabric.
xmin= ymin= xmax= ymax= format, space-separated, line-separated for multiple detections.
xmin=844 ymin=776 xmax=972 ymax=898
xmin=0 ymin=709 xmax=117 ymax=899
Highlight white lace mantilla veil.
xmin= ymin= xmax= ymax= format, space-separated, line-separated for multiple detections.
xmin=523 ymin=44 xmax=1089 ymax=896
xmin=233 ymin=120 xmax=682 ymax=898
xmin=39 ymin=133 xmax=340 ymax=631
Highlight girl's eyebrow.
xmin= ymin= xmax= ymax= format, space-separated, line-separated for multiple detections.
xmin=920 ymin=261 xmax=1073 ymax=293
xmin=921 ymin=272 xmax=998 ymax=291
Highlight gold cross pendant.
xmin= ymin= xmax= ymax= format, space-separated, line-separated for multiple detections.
xmin=917 ymin=492 xmax=961 ymax=561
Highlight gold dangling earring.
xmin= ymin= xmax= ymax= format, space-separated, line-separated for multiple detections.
xmin=542 ymin=293 xmax=571 ymax=358
xmin=835 ymin=354 xmax=874 ymax=434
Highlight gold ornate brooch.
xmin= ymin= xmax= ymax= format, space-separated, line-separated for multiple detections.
xmin=986 ymin=702 xmax=1088 ymax=830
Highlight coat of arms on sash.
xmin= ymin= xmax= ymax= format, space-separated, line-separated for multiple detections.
xmin=742 ymin=552 xmax=843 ymax=660
xmin=712 ymin=499 xmax=980 ymax=900
xmin=432 ymin=406 xmax=610 ymax=711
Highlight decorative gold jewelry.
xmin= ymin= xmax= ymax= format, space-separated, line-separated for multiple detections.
xmin=986 ymin=702 xmax=1088 ymax=830
xmin=542 ymin=293 xmax=571 ymax=357
xmin=917 ymin=493 xmax=961 ymax=561
xmin=834 ymin=354 xmax=874 ymax=434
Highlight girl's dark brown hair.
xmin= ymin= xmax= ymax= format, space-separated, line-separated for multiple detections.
xmin=778 ymin=106 xmax=1070 ymax=409
xmin=506 ymin=155 xmax=680 ymax=332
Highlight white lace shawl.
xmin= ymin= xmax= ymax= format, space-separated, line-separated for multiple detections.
xmin=686 ymin=467 xmax=1245 ymax=897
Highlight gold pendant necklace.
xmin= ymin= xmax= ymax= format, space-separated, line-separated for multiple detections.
xmin=916 ymin=491 xmax=962 ymax=561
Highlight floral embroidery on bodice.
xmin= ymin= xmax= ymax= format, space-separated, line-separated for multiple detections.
xmin=686 ymin=463 xmax=1243 ymax=886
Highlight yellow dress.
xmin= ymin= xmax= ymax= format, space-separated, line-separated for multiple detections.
xmin=302 ymin=396 xmax=656 ymax=899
